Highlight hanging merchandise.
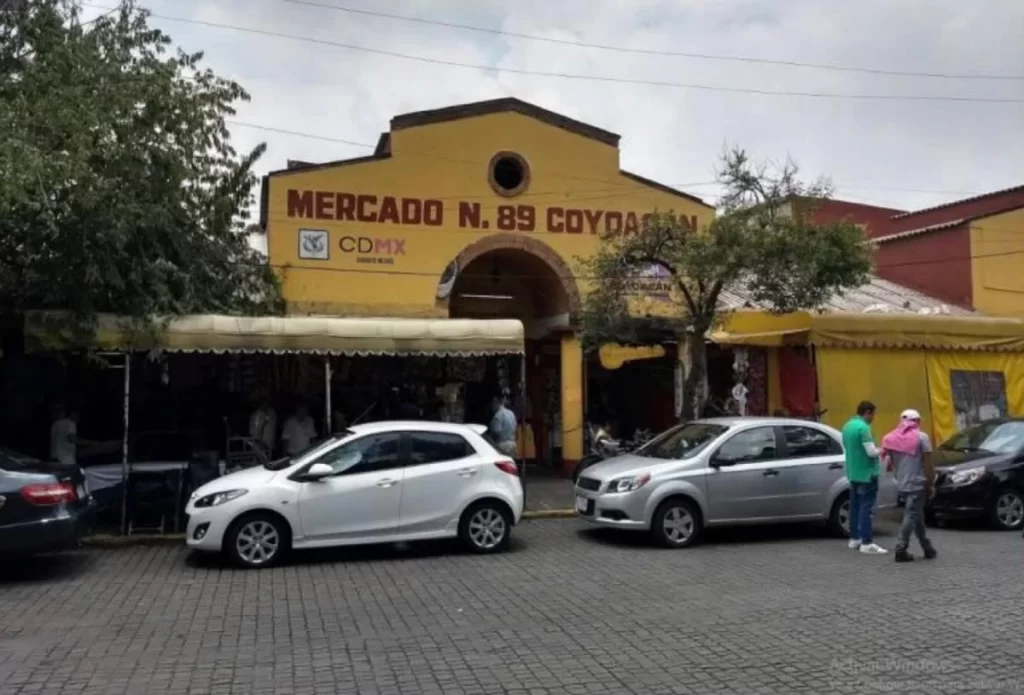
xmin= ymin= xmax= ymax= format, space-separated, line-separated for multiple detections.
xmin=731 ymin=348 xmax=750 ymax=416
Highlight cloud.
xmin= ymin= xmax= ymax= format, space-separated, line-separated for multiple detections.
xmin=97 ymin=0 xmax=1024 ymax=210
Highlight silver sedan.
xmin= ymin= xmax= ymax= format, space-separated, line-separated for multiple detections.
xmin=574 ymin=417 xmax=897 ymax=548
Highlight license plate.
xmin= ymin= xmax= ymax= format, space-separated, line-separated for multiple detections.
xmin=77 ymin=484 xmax=86 ymax=499
xmin=574 ymin=495 xmax=589 ymax=513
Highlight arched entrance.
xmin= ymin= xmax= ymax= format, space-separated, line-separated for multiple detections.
xmin=434 ymin=235 xmax=582 ymax=473
xmin=435 ymin=234 xmax=579 ymax=329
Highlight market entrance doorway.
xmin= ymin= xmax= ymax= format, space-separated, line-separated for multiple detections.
xmin=441 ymin=239 xmax=578 ymax=467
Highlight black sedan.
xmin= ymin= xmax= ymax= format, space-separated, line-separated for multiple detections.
xmin=0 ymin=447 xmax=95 ymax=555
xmin=928 ymin=419 xmax=1024 ymax=531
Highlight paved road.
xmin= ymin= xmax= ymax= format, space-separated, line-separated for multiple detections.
xmin=1 ymin=518 xmax=1022 ymax=695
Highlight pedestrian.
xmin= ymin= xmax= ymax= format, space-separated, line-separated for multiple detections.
xmin=489 ymin=392 xmax=518 ymax=459
xmin=281 ymin=403 xmax=317 ymax=456
xmin=49 ymin=403 xmax=79 ymax=465
xmin=842 ymin=401 xmax=887 ymax=554
xmin=881 ymin=409 xmax=937 ymax=563
xmin=248 ymin=395 xmax=277 ymax=458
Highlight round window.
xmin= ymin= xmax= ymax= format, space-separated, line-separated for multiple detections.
xmin=488 ymin=151 xmax=530 ymax=197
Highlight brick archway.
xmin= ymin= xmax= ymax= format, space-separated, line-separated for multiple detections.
xmin=436 ymin=234 xmax=581 ymax=314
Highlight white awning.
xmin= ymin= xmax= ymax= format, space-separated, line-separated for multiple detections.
xmin=25 ymin=313 xmax=525 ymax=356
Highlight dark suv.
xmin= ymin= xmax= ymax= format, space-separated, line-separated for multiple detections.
xmin=0 ymin=447 xmax=96 ymax=555
xmin=929 ymin=419 xmax=1024 ymax=531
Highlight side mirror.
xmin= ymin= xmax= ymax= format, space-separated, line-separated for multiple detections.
xmin=304 ymin=463 xmax=334 ymax=481
xmin=710 ymin=455 xmax=734 ymax=468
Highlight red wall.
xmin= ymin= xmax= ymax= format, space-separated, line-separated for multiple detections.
xmin=874 ymin=223 xmax=973 ymax=308
xmin=809 ymin=200 xmax=904 ymax=239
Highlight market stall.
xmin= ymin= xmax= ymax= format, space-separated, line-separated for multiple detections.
xmin=24 ymin=312 xmax=525 ymax=534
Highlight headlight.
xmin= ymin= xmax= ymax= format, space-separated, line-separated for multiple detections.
xmin=607 ymin=473 xmax=651 ymax=493
xmin=949 ymin=466 xmax=986 ymax=486
xmin=193 ymin=489 xmax=248 ymax=508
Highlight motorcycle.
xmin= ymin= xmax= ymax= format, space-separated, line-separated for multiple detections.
xmin=572 ymin=426 xmax=654 ymax=483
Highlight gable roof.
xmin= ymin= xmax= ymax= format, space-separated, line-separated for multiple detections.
xmin=873 ymin=202 xmax=1024 ymax=244
xmin=389 ymin=97 xmax=621 ymax=147
xmin=890 ymin=184 xmax=1024 ymax=221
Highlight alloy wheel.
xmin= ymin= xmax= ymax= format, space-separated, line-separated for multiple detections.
xmin=995 ymin=492 xmax=1024 ymax=529
xmin=468 ymin=508 xmax=507 ymax=550
xmin=838 ymin=498 xmax=851 ymax=535
xmin=235 ymin=520 xmax=280 ymax=565
xmin=662 ymin=506 xmax=695 ymax=545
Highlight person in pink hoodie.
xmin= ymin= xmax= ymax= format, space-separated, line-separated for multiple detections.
xmin=881 ymin=409 xmax=937 ymax=563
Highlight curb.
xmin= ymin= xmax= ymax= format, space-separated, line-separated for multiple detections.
xmin=82 ymin=511 xmax=579 ymax=546
xmin=83 ymin=534 xmax=185 ymax=547
xmin=522 ymin=509 xmax=577 ymax=519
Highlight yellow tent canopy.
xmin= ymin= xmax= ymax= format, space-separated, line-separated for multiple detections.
xmin=24 ymin=313 xmax=526 ymax=356
xmin=711 ymin=311 xmax=1024 ymax=352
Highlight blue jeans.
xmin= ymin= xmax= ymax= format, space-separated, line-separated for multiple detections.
xmin=849 ymin=479 xmax=879 ymax=544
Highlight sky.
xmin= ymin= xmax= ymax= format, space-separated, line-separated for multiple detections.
xmin=83 ymin=0 xmax=1024 ymax=227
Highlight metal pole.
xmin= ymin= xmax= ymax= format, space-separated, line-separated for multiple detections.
xmin=119 ymin=352 xmax=131 ymax=535
xmin=519 ymin=352 xmax=527 ymax=508
xmin=324 ymin=356 xmax=332 ymax=435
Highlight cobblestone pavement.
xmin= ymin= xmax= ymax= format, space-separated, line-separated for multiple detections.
xmin=2 ymin=517 xmax=1023 ymax=695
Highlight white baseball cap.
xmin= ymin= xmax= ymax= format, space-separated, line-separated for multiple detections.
xmin=900 ymin=408 xmax=922 ymax=421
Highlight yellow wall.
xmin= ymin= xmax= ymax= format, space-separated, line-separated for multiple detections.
xmin=970 ymin=207 xmax=1024 ymax=317
xmin=816 ymin=348 xmax=933 ymax=441
xmin=265 ymin=110 xmax=713 ymax=316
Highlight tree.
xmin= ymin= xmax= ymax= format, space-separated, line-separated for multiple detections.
xmin=579 ymin=149 xmax=873 ymax=419
xmin=0 ymin=0 xmax=281 ymax=339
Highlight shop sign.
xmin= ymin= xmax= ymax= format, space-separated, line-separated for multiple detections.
xmin=624 ymin=263 xmax=673 ymax=302
xmin=287 ymin=188 xmax=698 ymax=236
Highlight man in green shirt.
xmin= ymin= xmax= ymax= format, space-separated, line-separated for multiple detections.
xmin=841 ymin=401 xmax=887 ymax=554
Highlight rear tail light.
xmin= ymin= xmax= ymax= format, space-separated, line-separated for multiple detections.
xmin=20 ymin=482 xmax=77 ymax=506
xmin=495 ymin=460 xmax=519 ymax=476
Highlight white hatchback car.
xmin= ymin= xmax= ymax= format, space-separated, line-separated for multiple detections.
xmin=185 ymin=421 xmax=524 ymax=568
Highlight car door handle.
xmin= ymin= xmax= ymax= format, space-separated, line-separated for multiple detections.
xmin=828 ymin=462 xmax=844 ymax=470
xmin=762 ymin=469 xmax=780 ymax=477
xmin=376 ymin=478 xmax=398 ymax=488
xmin=456 ymin=467 xmax=478 ymax=477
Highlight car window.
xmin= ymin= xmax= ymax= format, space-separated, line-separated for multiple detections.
xmin=781 ymin=426 xmax=842 ymax=458
xmin=942 ymin=421 xmax=1024 ymax=455
xmin=637 ymin=423 xmax=728 ymax=460
xmin=315 ymin=433 xmax=403 ymax=475
xmin=714 ymin=427 xmax=777 ymax=464
xmin=408 ymin=432 xmax=473 ymax=465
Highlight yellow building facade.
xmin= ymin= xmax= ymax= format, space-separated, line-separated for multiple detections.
xmin=261 ymin=98 xmax=714 ymax=468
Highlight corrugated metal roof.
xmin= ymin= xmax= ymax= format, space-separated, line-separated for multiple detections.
xmin=718 ymin=276 xmax=974 ymax=315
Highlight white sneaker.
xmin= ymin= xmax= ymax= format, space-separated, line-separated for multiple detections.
xmin=848 ymin=539 xmax=861 ymax=549
xmin=859 ymin=543 xmax=888 ymax=555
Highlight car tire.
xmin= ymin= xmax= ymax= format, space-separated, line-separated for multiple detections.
xmin=651 ymin=497 xmax=703 ymax=549
xmin=828 ymin=492 xmax=851 ymax=538
xmin=224 ymin=512 xmax=291 ymax=569
xmin=459 ymin=501 xmax=512 ymax=554
xmin=989 ymin=488 xmax=1024 ymax=531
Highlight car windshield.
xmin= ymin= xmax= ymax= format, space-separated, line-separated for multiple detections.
xmin=635 ymin=423 xmax=728 ymax=460
xmin=941 ymin=421 xmax=1024 ymax=455
xmin=263 ymin=431 xmax=352 ymax=470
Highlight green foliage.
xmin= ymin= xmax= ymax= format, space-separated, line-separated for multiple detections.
xmin=579 ymin=148 xmax=873 ymax=417
xmin=0 ymin=0 xmax=281 ymax=338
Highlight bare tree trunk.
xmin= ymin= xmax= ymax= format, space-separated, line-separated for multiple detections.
xmin=679 ymin=329 xmax=709 ymax=421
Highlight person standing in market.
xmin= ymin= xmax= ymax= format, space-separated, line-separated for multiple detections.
xmin=881 ymin=409 xmax=937 ymax=563
xmin=49 ymin=403 xmax=79 ymax=465
xmin=489 ymin=392 xmax=518 ymax=459
xmin=842 ymin=401 xmax=887 ymax=555
xmin=281 ymin=403 xmax=317 ymax=456
xmin=248 ymin=395 xmax=277 ymax=458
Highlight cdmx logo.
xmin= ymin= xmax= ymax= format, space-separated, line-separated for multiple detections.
xmin=338 ymin=236 xmax=406 ymax=256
